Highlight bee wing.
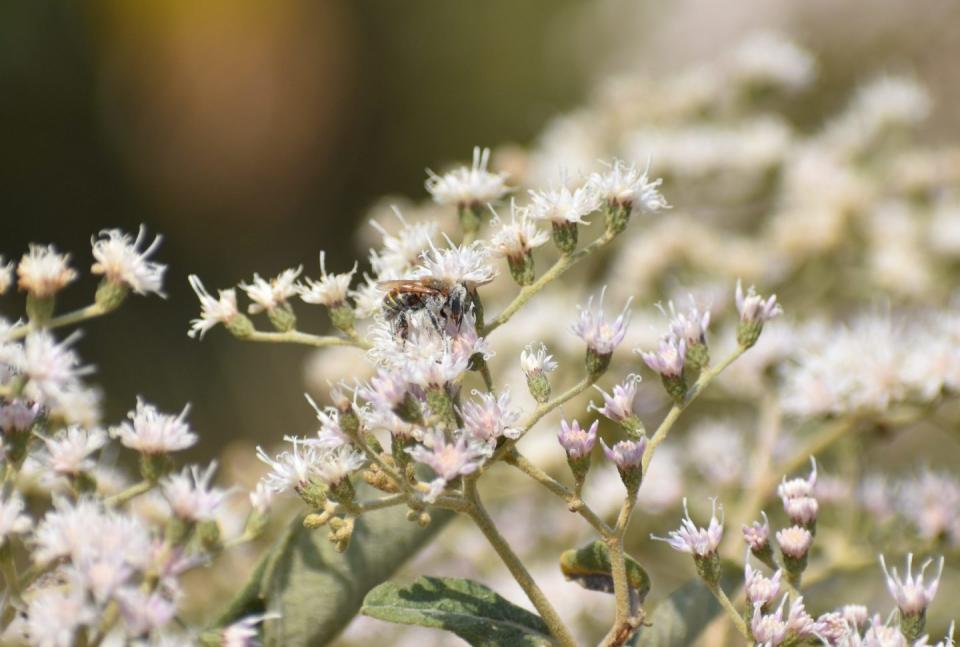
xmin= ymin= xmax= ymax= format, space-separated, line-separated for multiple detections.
xmin=376 ymin=279 xmax=440 ymax=295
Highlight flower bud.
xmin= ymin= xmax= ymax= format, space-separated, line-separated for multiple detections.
xmin=601 ymin=437 xmax=647 ymax=497
xmin=638 ymin=335 xmax=687 ymax=405
xmin=225 ymin=313 xmax=256 ymax=339
xmin=879 ymin=553 xmax=944 ymax=641
xmin=551 ymin=221 xmax=579 ymax=254
xmin=776 ymin=525 xmax=812 ymax=581
xmin=743 ymin=512 xmax=776 ymax=569
xmin=590 ymin=375 xmax=644 ymax=437
xmin=94 ymin=278 xmax=130 ymax=313
xmin=558 ymin=420 xmax=598 ymax=491
xmin=267 ymin=302 xmax=297 ymax=333
xmin=735 ymin=280 xmax=782 ymax=349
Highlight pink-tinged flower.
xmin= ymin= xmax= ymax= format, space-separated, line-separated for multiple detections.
xmin=783 ymin=496 xmax=819 ymax=525
xmin=17 ymin=331 xmax=92 ymax=404
xmin=744 ymin=555 xmax=782 ymax=607
xmin=590 ymin=374 xmax=641 ymax=423
xmin=43 ymin=426 xmax=106 ymax=475
xmin=776 ymin=525 xmax=813 ymax=559
xmin=161 ymin=462 xmax=227 ymax=522
xmin=0 ymin=400 xmax=40 ymax=433
xmin=222 ymin=612 xmax=281 ymax=647
xmin=527 ymin=181 xmax=600 ymax=225
xmin=519 ymin=342 xmax=558 ymax=377
xmin=587 ymin=159 xmax=669 ymax=212
xmin=187 ymin=275 xmax=241 ymax=339
xmin=406 ymin=432 xmax=491 ymax=502
xmin=303 ymin=395 xmax=351 ymax=449
xmin=489 ymin=201 xmax=550 ymax=259
xmin=17 ymin=244 xmax=77 ymax=298
xmin=785 ymin=596 xmax=816 ymax=638
xmin=312 ymin=445 xmax=366 ymax=487
xmin=638 ymin=335 xmax=686 ymax=378
xmin=116 ymin=588 xmax=178 ymax=636
xmin=425 ymin=146 xmax=510 ymax=207
xmin=571 ymin=289 xmax=632 ymax=355
xmin=813 ymin=612 xmax=854 ymax=645
xmin=256 ymin=438 xmax=322 ymax=494
xmin=652 ymin=498 xmax=724 ymax=557
xmin=778 ymin=457 xmax=818 ymax=500
xmin=90 ymin=226 xmax=166 ymax=296
xmin=879 ymin=553 xmax=945 ymax=615
xmin=735 ymin=279 xmax=783 ymax=324
xmin=299 ymin=252 xmax=357 ymax=307
xmin=240 ymin=267 xmax=302 ymax=314
xmin=361 ymin=369 xmax=410 ymax=411
xmin=557 ymin=419 xmax=598 ymax=460
xmin=461 ymin=389 xmax=521 ymax=443
xmin=601 ymin=437 xmax=646 ymax=470
xmin=413 ymin=239 xmax=496 ymax=286
xmin=114 ymin=398 xmax=197 ymax=454
xmin=26 ymin=585 xmax=95 ymax=647
xmin=841 ymin=605 xmax=869 ymax=629
xmin=743 ymin=511 xmax=771 ymax=551
xmin=751 ymin=595 xmax=789 ymax=646
xmin=661 ymin=298 xmax=711 ymax=348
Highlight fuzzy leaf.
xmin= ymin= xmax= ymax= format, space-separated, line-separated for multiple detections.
xmin=361 ymin=576 xmax=553 ymax=646
xmin=214 ymin=507 xmax=454 ymax=646
xmin=559 ymin=540 xmax=651 ymax=601
xmin=634 ymin=567 xmax=741 ymax=647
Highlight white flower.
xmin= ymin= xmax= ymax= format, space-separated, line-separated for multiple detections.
xmin=0 ymin=399 xmax=40 ymax=433
xmin=751 ymin=595 xmax=789 ymax=647
xmin=460 ymin=389 xmax=521 ymax=443
xmin=425 ymin=146 xmax=510 ymax=207
xmin=312 ymin=444 xmax=366 ymax=486
xmin=187 ymin=275 xmax=241 ymax=339
xmin=896 ymin=469 xmax=960 ymax=544
xmin=589 ymin=374 xmax=641 ymax=424
xmin=651 ymin=498 xmax=724 ymax=556
xmin=0 ymin=492 xmax=32 ymax=547
xmin=407 ymin=432 xmax=491 ymax=502
xmin=687 ymin=420 xmax=745 ymax=487
xmin=744 ymin=555 xmax=782 ymax=607
xmin=742 ymin=511 xmax=771 ymax=551
xmin=527 ymin=181 xmax=600 ymax=225
xmin=776 ymin=525 xmax=812 ymax=559
xmin=161 ymin=462 xmax=227 ymax=522
xmin=587 ymin=159 xmax=668 ymax=212
xmin=90 ymin=226 xmax=166 ymax=296
xmin=117 ymin=588 xmax=178 ymax=636
xmin=879 ymin=553 xmax=945 ymax=616
xmin=249 ymin=482 xmax=274 ymax=514
xmin=731 ymin=31 xmax=816 ymax=92
xmin=638 ymin=334 xmax=686 ymax=378
xmin=0 ymin=256 xmax=13 ymax=294
xmin=735 ymin=280 xmax=783 ymax=324
xmin=18 ymin=331 xmax=91 ymax=404
xmin=26 ymin=586 xmax=95 ymax=647
xmin=240 ymin=267 xmax=302 ymax=314
xmin=222 ymin=613 xmax=280 ymax=647
xmin=778 ymin=456 xmax=818 ymax=501
xmin=557 ymin=419 xmax=598 ymax=460
xmin=114 ymin=398 xmax=197 ymax=454
xmin=256 ymin=438 xmax=322 ymax=494
xmin=369 ymin=207 xmax=438 ymax=279
xmin=43 ymin=426 xmax=107 ymax=475
xmin=519 ymin=342 xmax=558 ymax=377
xmin=299 ymin=252 xmax=357 ymax=306
xmin=571 ymin=288 xmax=632 ymax=355
xmin=488 ymin=202 xmax=549 ymax=259
xmin=661 ymin=298 xmax=711 ymax=348
xmin=412 ymin=239 xmax=496 ymax=286
xmin=601 ymin=437 xmax=646 ymax=470
xmin=16 ymin=244 xmax=77 ymax=298
xmin=34 ymin=498 xmax=151 ymax=568
xmin=304 ymin=395 xmax=351 ymax=449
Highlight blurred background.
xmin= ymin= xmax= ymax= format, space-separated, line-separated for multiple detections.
xmin=2 ymin=0 xmax=959 ymax=460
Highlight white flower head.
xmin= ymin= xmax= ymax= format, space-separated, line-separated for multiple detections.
xmin=660 ymin=298 xmax=711 ymax=348
xmin=879 ymin=553 xmax=945 ymax=616
xmin=240 ymin=267 xmax=302 ymax=314
xmin=413 ymin=238 xmax=496 ymax=286
xmin=161 ymin=462 xmax=227 ymax=522
xmin=601 ymin=437 xmax=646 ymax=470
xmin=489 ymin=201 xmax=549 ymax=259
xmin=425 ymin=146 xmax=510 ymax=207
xmin=407 ymin=431 xmax=491 ymax=502
xmin=18 ymin=331 xmax=92 ymax=405
xmin=115 ymin=397 xmax=197 ymax=454
xmin=652 ymin=497 xmax=724 ymax=557
xmin=587 ymin=159 xmax=669 ymax=212
xmin=0 ymin=492 xmax=32 ymax=547
xmin=751 ymin=595 xmax=789 ymax=647
xmin=571 ymin=288 xmax=632 ymax=355
xmin=222 ymin=612 xmax=281 ymax=647
xmin=0 ymin=256 xmax=14 ymax=294
xmin=731 ymin=31 xmax=816 ymax=92
xmin=520 ymin=342 xmax=558 ymax=377
xmin=116 ymin=588 xmax=178 ymax=637
xmin=527 ymin=180 xmax=600 ymax=225
xmin=735 ymin=279 xmax=783 ymax=324
xmin=638 ymin=334 xmax=686 ymax=378
xmin=778 ymin=456 xmax=819 ymax=501
xmin=43 ymin=426 xmax=107 ymax=475
xmin=744 ymin=555 xmax=783 ymax=608
xmin=460 ymin=389 xmax=521 ymax=443
xmin=557 ymin=419 xmax=598 ymax=460
xmin=743 ymin=511 xmax=771 ymax=551
xmin=590 ymin=374 xmax=641 ymax=423
xmin=369 ymin=207 xmax=439 ymax=279
xmin=17 ymin=244 xmax=77 ymax=298
xmin=90 ymin=226 xmax=166 ymax=296
xmin=187 ymin=275 xmax=241 ymax=339
xmin=26 ymin=585 xmax=96 ymax=647
xmin=256 ymin=438 xmax=322 ymax=494
xmin=776 ymin=525 xmax=813 ymax=559
xmin=312 ymin=444 xmax=366 ymax=487
xmin=249 ymin=481 xmax=274 ymax=515
xmin=299 ymin=252 xmax=357 ymax=306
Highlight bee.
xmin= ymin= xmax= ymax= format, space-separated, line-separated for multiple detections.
xmin=379 ymin=278 xmax=475 ymax=339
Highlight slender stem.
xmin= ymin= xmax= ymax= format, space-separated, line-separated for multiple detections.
xmin=705 ymin=581 xmax=750 ymax=640
xmin=3 ymin=303 xmax=108 ymax=342
xmin=485 ymin=231 xmax=616 ymax=335
xmin=603 ymin=493 xmax=638 ymax=646
xmin=463 ymin=480 xmax=577 ymax=647
xmin=244 ymin=329 xmax=371 ymax=350
xmin=506 ymin=449 xmax=612 ymax=536
xmin=642 ymin=346 xmax=746 ymax=474
xmin=104 ymin=480 xmax=153 ymax=507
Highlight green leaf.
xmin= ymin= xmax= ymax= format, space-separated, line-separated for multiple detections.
xmin=634 ymin=566 xmax=741 ymax=647
xmin=362 ymin=576 xmax=553 ymax=646
xmin=559 ymin=540 xmax=651 ymax=602
xmin=214 ymin=506 xmax=454 ymax=646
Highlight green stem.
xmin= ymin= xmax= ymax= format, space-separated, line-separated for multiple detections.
xmin=602 ymin=494 xmax=638 ymax=646
xmin=3 ymin=303 xmax=108 ymax=342
xmin=642 ymin=346 xmax=746 ymax=474
xmin=463 ymin=480 xmax=577 ymax=647
xmin=245 ymin=329 xmax=371 ymax=350
xmin=104 ymin=480 xmax=153 ymax=507
xmin=705 ymin=581 xmax=750 ymax=640
xmin=484 ymin=231 xmax=617 ymax=335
